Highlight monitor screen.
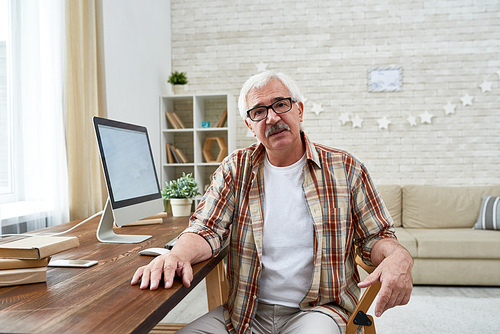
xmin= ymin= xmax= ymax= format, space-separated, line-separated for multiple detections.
xmin=93 ymin=117 xmax=163 ymax=236
xmin=97 ymin=123 xmax=160 ymax=207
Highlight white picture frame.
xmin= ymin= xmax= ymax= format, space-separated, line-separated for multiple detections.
xmin=368 ymin=67 xmax=403 ymax=92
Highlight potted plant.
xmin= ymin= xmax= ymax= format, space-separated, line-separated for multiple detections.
xmin=168 ymin=71 xmax=188 ymax=95
xmin=161 ymin=172 xmax=200 ymax=217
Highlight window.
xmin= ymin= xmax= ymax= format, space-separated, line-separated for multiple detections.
xmin=0 ymin=0 xmax=12 ymax=198
xmin=0 ymin=0 xmax=69 ymax=232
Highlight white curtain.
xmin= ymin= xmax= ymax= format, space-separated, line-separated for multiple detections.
xmin=2 ymin=0 xmax=69 ymax=231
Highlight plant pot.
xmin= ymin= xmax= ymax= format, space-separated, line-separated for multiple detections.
xmin=172 ymin=84 xmax=185 ymax=95
xmin=170 ymin=198 xmax=193 ymax=217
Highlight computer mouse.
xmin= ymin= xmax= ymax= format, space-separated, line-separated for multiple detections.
xmin=139 ymin=248 xmax=171 ymax=256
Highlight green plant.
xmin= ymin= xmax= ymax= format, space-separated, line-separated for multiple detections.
xmin=167 ymin=71 xmax=188 ymax=85
xmin=161 ymin=172 xmax=200 ymax=199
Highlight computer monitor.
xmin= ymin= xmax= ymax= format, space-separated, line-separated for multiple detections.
xmin=93 ymin=116 xmax=163 ymax=243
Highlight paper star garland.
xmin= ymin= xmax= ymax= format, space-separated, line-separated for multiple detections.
xmin=311 ymin=103 xmax=323 ymax=116
xmin=443 ymin=102 xmax=456 ymax=115
xmin=377 ymin=116 xmax=391 ymax=130
xmin=338 ymin=113 xmax=351 ymax=125
xmin=256 ymin=62 xmax=268 ymax=72
xmin=407 ymin=115 xmax=417 ymax=126
xmin=352 ymin=115 xmax=364 ymax=128
xmin=419 ymin=111 xmax=434 ymax=124
xmin=460 ymin=93 xmax=474 ymax=106
xmin=479 ymin=81 xmax=493 ymax=93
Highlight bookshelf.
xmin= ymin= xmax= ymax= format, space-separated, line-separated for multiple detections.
xmin=160 ymin=93 xmax=236 ymax=200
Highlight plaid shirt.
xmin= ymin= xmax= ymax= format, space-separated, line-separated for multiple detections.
xmin=183 ymin=132 xmax=395 ymax=334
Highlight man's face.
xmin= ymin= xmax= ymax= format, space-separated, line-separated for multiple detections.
xmin=244 ymin=79 xmax=304 ymax=155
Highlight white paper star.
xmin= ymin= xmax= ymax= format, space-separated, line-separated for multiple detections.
xmin=338 ymin=113 xmax=351 ymax=125
xmin=311 ymin=103 xmax=323 ymax=116
xmin=496 ymin=69 xmax=500 ymax=79
xmin=407 ymin=115 xmax=417 ymax=126
xmin=419 ymin=111 xmax=434 ymax=124
xmin=479 ymin=81 xmax=493 ymax=93
xmin=352 ymin=115 xmax=364 ymax=128
xmin=443 ymin=102 xmax=456 ymax=115
xmin=460 ymin=93 xmax=473 ymax=106
xmin=256 ymin=61 xmax=268 ymax=72
xmin=377 ymin=116 xmax=391 ymax=130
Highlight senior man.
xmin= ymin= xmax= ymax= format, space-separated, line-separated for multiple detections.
xmin=132 ymin=71 xmax=413 ymax=334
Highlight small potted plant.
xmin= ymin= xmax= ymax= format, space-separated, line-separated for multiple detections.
xmin=161 ymin=172 xmax=200 ymax=217
xmin=168 ymin=71 xmax=188 ymax=95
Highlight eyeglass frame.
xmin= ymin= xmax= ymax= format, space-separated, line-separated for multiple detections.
xmin=245 ymin=97 xmax=298 ymax=122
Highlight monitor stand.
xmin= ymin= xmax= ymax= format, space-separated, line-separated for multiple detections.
xmin=96 ymin=198 xmax=152 ymax=243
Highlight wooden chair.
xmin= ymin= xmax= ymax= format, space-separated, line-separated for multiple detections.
xmin=153 ymin=255 xmax=380 ymax=334
xmin=346 ymin=256 xmax=381 ymax=334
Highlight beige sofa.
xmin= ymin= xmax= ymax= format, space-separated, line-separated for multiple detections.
xmin=377 ymin=184 xmax=500 ymax=286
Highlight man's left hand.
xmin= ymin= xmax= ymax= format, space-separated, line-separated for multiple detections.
xmin=358 ymin=238 xmax=413 ymax=317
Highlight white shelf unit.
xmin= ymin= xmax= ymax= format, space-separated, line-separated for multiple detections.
xmin=160 ymin=93 xmax=236 ymax=200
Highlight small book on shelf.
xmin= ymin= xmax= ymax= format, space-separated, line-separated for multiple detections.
xmin=0 ymin=267 xmax=47 ymax=287
xmin=165 ymin=112 xmax=185 ymax=129
xmin=215 ymin=109 xmax=227 ymax=128
xmin=169 ymin=144 xmax=181 ymax=163
xmin=0 ymin=236 xmax=79 ymax=260
xmin=166 ymin=143 xmax=176 ymax=163
xmin=174 ymin=147 xmax=188 ymax=163
xmin=171 ymin=112 xmax=186 ymax=129
xmin=165 ymin=112 xmax=179 ymax=129
xmin=0 ymin=257 xmax=50 ymax=270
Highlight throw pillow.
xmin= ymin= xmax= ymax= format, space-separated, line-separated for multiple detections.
xmin=474 ymin=195 xmax=500 ymax=230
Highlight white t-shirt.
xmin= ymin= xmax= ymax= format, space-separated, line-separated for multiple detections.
xmin=258 ymin=153 xmax=314 ymax=307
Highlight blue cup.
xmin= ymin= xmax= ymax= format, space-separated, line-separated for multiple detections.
xmin=202 ymin=121 xmax=210 ymax=128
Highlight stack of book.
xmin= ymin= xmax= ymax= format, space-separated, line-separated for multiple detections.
xmin=0 ymin=236 xmax=79 ymax=287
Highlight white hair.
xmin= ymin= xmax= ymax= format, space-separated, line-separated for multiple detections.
xmin=238 ymin=71 xmax=305 ymax=120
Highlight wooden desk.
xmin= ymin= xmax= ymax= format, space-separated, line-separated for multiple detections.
xmin=0 ymin=214 xmax=227 ymax=334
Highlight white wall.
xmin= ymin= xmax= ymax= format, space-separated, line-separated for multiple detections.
xmin=170 ymin=0 xmax=500 ymax=186
xmin=101 ymin=0 xmax=171 ymax=172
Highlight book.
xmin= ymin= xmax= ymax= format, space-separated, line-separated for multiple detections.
xmin=165 ymin=112 xmax=180 ymax=129
xmin=0 ymin=267 xmax=47 ymax=287
xmin=174 ymin=147 xmax=188 ymax=163
xmin=169 ymin=144 xmax=181 ymax=163
xmin=166 ymin=143 xmax=175 ymax=163
xmin=0 ymin=257 xmax=50 ymax=270
xmin=171 ymin=112 xmax=185 ymax=129
xmin=0 ymin=236 xmax=79 ymax=260
xmin=215 ymin=109 xmax=227 ymax=127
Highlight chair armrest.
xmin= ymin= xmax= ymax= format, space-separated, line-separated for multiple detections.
xmin=346 ymin=255 xmax=381 ymax=334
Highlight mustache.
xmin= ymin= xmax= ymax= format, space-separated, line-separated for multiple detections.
xmin=265 ymin=123 xmax=290 ymax=138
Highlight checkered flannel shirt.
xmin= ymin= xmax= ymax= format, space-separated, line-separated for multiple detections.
xmin=182 ymin=132 xmax=396 ymax=334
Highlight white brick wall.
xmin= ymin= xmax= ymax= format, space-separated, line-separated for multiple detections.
xmin=171 ymin=0 xmax=500 ymax=186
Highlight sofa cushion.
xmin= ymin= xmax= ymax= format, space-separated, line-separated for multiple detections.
xmin=402 ymin=185 xmax=500 ymax=229
xmin=394 ymin=227 xmax=417 ymax=258
xmin=474 ymin=195 xmax=500 ymax=230
xmin=377 ymin=185 xmax=402 ymax=227
xmin=405 ymin=228 xmax=500 ymax=259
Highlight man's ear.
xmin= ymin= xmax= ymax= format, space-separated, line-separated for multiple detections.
xmin=297 ymin=101 xmax=304 ymax=122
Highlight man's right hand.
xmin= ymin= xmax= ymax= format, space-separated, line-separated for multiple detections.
xmin=131 ymin=252 xmax=193 ymax=290
xmin=131 ymin=232 xmax=213 ymax=290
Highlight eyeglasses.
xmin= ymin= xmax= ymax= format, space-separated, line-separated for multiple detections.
xmin=246 ymin=97 xmax=296 ymax=122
